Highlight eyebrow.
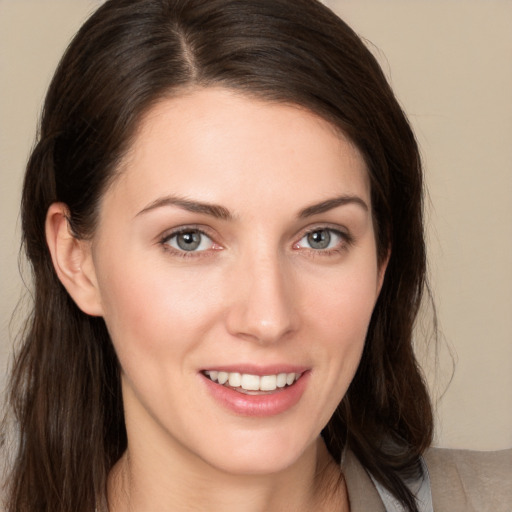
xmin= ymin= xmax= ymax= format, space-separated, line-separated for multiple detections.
xmin=298 ymin=195 xmax=369 ymax=218
xmin=136 ymin=194 xmax=368 ymax=220
xmin=136 ymin=196 xmax=233 ymax=220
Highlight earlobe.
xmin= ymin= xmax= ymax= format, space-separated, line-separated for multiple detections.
xmin=45 ymin=203 xmax=104 ymax=316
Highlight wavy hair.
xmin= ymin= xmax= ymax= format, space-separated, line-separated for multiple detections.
xmin=4 ymin=1 xmax=433 ymax=511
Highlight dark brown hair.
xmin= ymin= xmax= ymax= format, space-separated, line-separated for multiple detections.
xmin=4 ymin=1 xmax=433 ymax=510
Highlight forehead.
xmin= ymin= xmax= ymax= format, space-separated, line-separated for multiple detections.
xmin=105 ymin=87 xmax=370 ymax=218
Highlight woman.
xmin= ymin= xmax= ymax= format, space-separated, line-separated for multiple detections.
xmin=3 ymin=1 xmax=510 ymax=511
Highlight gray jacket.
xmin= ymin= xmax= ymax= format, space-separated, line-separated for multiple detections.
xmin=342 ymin=447 xmax=512 ymax=511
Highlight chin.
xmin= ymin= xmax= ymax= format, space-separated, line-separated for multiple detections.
xmin=196 ymin=429 xmax=317 ymax=477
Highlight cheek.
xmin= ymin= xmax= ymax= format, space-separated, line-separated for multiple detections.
xmin=94 ymin=257 xmax=225 ymax=423
xmin=306 ymin=263 xmax=379 ymax=337
xmin=302 ymin=260 xmax=379 ymax=385
xmin=290 ymin=267 xmax=377 ymax=431
xmin=95 ymin=251 xmax=226 ymax=362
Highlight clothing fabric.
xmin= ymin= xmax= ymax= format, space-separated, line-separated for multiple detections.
xmin=370 ymin=456 xmax=433 ymax=512
xmin=341 ymin=447 xmax=512 ymax=512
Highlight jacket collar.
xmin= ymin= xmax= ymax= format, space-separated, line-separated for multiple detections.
xmin=341 ymin=450 xmax=385 ymax=512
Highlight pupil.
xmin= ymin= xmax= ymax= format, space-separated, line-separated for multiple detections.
xmin=308 ymin=230 xmax=330 ymax=249
xmin=177 ymin=231 xmax=201 ymax=251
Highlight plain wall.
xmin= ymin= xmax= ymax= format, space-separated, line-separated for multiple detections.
xmin=1 ymin=0 xmax=511 ymax=450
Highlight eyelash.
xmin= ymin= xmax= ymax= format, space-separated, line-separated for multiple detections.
xmin=159 ymin=225 xmax=353 ymax=258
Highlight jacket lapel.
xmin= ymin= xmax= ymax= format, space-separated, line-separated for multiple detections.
xmin=341 ymin=450 xmax=386 ymax=511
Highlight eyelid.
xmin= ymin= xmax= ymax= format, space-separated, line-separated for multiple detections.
xmin=160 ymin=224 xmax=209 ymax=241
xmin=297 ymin=223 xmax=351 ymax=239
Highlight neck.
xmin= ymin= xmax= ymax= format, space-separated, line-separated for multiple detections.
xmin=108 ymin=438 xmax=348 ymax=512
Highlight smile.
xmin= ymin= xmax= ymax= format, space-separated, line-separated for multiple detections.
xmin=201 ymin=368 xmax=310 ymax=416
xmin=203 ymin=370 xmax=302 ymax=393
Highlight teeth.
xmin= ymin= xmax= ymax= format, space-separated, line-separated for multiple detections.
xmin=286 ymin=373 xmax=296 ymax=386
xmin=276 ymin=373 xmax=287 ymax=388
xmin=217 ymin=371 xmax=228 ymax=385
xmin=204 ymin=370 xmax=301 ymax=392
xmin=260 ymin=375 xmax=276 ymax=391
xmin=228 ymin=372 xmax=241 ymax=387
xmin=241 ymin=374 xmax=260 ymax=391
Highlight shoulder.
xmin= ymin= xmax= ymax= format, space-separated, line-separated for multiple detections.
xmin=342 ymin=447 xmax=512 ymax=512
xmin=424 ymin=447 xmax=512 ymax=512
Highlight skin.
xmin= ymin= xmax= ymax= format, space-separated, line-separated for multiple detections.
xmin=46 ymin=87 xmax=387 ymax=511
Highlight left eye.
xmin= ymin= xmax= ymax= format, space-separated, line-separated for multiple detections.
xmin=164 ymin=229 xmax=214 ymax=252
xmin=296 ymin=228 xmax=344 ymax=250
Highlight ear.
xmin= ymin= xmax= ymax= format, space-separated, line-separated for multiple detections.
xmin=376 ymin=247 xmax=391 ymax=296
xmin=45 ymin=203 xmax=104 ymax=316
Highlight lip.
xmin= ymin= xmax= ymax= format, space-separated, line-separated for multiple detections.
xmin=200 ymin=367 xmax=311 ymax=417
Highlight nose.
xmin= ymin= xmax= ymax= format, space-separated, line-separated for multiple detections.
xmin=225 ymin=251 xmax=300 ymax=345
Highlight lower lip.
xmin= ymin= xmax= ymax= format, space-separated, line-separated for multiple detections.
xmin=201 ymin=372 xmax=310 ymax=417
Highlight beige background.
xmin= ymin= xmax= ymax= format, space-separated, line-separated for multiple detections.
xmin=1 ymin=0 xmax=511 ymax=450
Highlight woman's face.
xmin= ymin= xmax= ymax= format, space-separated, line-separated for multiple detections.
xmin=88 ymin=88 xmax=385 ymax=475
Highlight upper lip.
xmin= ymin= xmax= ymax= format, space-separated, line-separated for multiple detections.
xmin=200 ymin=364 xmax=309 ymax=376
